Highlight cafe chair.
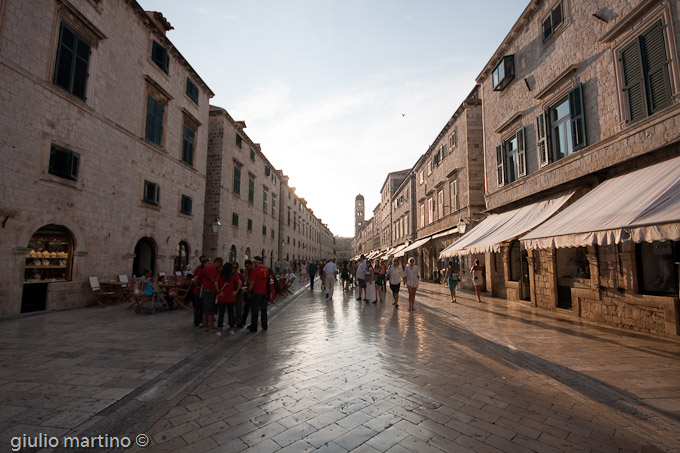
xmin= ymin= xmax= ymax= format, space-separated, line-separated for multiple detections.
xmin=88 ymin=276 xmax=117 ymax=307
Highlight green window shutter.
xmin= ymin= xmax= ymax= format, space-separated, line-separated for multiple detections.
xmin=516 ymin=127 xmax=526 ymax=176
xmin=641 ymin=21 xmax=671 ymax=115
xmin=568 ymin=83 xmax=586 ymax=150
xmin=621 ymin=39 xmax=646 ymax=123
xmin=155 ymin=101 xmax=164 ymax=145
xmin=233 ymin=167 xmax=241 ymax=194
xmin=182 ymin=125 xmax=195 ymax=165
xmin=496 ymin=144 xmax=505 ymax=186
xmin=536 ymin=111 xmax=550 ymax=167
xmin=145 ymin=96 xmax=155 ymax=142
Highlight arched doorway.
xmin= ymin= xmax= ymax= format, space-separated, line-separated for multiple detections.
xmin=133 ymin=237 xmax=156 ymax=277
xmin=245 ymin=247 xmax=251 ymax=260
xmin=229 ymin=245 xmax=237 ymax=263
xmin=174 ymin=241 xmax=189 ymax=274
xmin=22 ymin=224 xmax=74 ymax=313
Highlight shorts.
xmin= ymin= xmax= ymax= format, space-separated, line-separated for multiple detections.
xmin=375 ymin=274 xmax=385 ymax=285
xmin=358 ymin=278 xmax=366 ymax=288
xmin=389 ymin=283 xmax=401 ymax=294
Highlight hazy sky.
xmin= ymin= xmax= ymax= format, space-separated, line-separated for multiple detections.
xmin=138 ymin=0 xmax=528 ymax=237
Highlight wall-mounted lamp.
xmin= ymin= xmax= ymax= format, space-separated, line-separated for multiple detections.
xmin=211 ymin=219 xmax=222 ymax=233
xmin=457 ymin=218 xmax=468 ymax=234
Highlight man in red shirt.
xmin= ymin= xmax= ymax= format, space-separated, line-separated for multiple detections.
xmin=248 ymin=256 xmax=271 ymax=332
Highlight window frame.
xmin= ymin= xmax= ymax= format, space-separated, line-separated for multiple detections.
xmin=492 ymin=55 xmax=515 ymax=91
xmin=248 ymin=177 xmax=255 ymax=204
xmin=181 ymin=122 xmax=196 ymax=166
xmin=247 ymin=218 xmax=253 ymax=232
xmin=53 ymin=22 xmax=91 ymax=101
xmin=145 ymin=94 xmax=165 ymax=147
xmin=185 ymin=77 xmax=199 ymax=104
xmin=232 ymin=212 xmax=239 ymax=227
xmin=180 ymin=194 xmax=192 ymax=215
xmin=542 ymin=1 xmax=564 ymax=43
xmin=233 ymin=164 xmax=241 ymax=195
xmin=48 ymin=144 xmax=80 ymax=181
xmin=151 ymin=40 xmax=169 ymax=73
xmin=143 ymin=180 xmax=160 ymax=206
xmin=496 ymin=127 xmax=525 ymax=186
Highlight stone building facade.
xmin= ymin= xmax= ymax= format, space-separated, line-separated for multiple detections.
xmin=391 ymin=172 xmax=416 ymax=248
xmin=205 ymin=108 xmax=281 ymax=267
xmin=410 ymin=87 xmax=486 ymax=281
xmin=470 ymin=0 xmax=680 ymax=336
xmin=378 ymin=170 xmax=410 ymax=250
xmin=0 ymin=0 xmax=213 ymax=316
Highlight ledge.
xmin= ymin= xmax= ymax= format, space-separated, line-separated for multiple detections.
xmin=534 ymin=64 xmax=578 ymax=100
xmin=494 ymin=112 xmax=523 ymax=134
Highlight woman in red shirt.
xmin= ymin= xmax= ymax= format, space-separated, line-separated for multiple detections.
xmin=216 ymin=262 xmax=243 ymax=335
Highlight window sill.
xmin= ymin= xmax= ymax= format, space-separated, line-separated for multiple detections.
xmin=141 ymin=202 xmax=161 ymax=211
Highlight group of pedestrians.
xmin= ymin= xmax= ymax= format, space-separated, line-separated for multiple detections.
xmin=190 ymin=255 xmax=273 ymax=335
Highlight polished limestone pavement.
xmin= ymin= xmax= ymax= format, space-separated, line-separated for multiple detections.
xmin=0 ymin=279 xmax=679 ymax=452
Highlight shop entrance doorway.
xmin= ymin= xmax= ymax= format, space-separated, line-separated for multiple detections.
xmin=133 ymin=237 xmax=156 ymax=277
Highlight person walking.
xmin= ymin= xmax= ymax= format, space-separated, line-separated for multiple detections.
xmin=323 ymin=258 xmax=338 ymax=300
xmin=308 ymin=260 xmax=318 ymax=290
xmin=444 ymin=261 xmax=460 ymax=303
xmin=375 ymin=259 xmax=386 ymax=302
xmin=403 ymin=257 xmax=420 ymax=312
xmin=355 ymin=255 xmax=367 ymax=301
xmin=471 ymin=258 xmax=484 ymax=302
xmin=365 ymin=261 xmax=377 ymax=303
xmin=341 ymin=262 xmax=350 ymax=291
xmin=240 ymin=259 xmax=254 ymax=327
xmin=201 ymin=257 xmax=222 ymax=332
xmin=248 ymin=256 xmax=271 ymax=332
xmin=191 ymin=256 xmax=208 ymax=328
xmin=387 ymin=257 xmax=404 ymax=308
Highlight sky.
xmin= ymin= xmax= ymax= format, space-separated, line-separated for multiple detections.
xmin=138 ymin=0 xmax=529 ymax=237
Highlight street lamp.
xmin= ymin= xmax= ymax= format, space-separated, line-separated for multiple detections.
xmin=457 ymin=218 xmax=467 ymax=234
xmin=211 ymin=219 xmax=222 ymax=233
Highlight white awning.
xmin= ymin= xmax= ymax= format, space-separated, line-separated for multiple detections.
xmin=440 ymin=190 xmax=575 ymax=258
xmin=522 ymin=156 xmax=680 ymax=249
xmin=432 ymin=226 xmax=459 ymax=239
xmin=388 ymin=242 xmax=410 ymax=257
xmin=396 ymin=236 xmax=432 ymax=257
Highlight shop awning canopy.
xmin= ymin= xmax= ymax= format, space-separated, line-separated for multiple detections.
xmin=387 ymin=242 xmax=410 ymax=258
xmin=440 ymin=190 xmax=575 ymax=258
xmin=522 ymin=156 xmax=680 ymax=249
xmin=396 ymin=236 xmax=432 ymax=257
xmin=432 ymin=226 xmax=459 ymax=239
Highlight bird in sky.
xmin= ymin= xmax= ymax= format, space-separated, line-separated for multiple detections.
xmin=401 ymin=113 xmax=406 ymax=117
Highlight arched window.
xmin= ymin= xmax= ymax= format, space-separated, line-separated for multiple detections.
xmin=229 ymin=245 xmax=237 ymax=263
xmin=174 ymin=241 xmax=189 ymax=273
xmin=245 ymin=247 xmax=251 ymax=260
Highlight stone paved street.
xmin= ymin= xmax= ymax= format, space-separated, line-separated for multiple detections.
xmin=1 ymin=280 xmax=679 ymax=452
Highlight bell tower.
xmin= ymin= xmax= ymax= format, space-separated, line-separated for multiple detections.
xmin=355 ymin=194 xmax=365 ymax=237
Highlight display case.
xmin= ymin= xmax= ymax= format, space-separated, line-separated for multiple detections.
xmin=24 ymin=231 xmax=73 ymax=284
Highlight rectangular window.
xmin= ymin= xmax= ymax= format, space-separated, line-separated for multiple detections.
xmin=287 ymin=210 xmax=291 ymax=226
xmin=272 ymin=195 xmax=277 ymax=217
xmin=180 ymin=194 xmax=192 ymax=215
xmin=420 ymin=203 xmax=425 ymax=228
xmin=539 ymin=84 xmax=586 ymax=166
xmin=49 ymin=145 xmax=79 ymax=181
xmin=542 ymin=1 xmax=563 ymax=42
xmin=620 ymin=20 xmax=672 ymax=124
xmin=143 ymin=180 xmax=160 ymax=205
xmin=419 ymin=171 xmax=424 ymax=184
xmin=450 ymin=179 xmax=458 ymax=212
xmin=271 ymin=229 xmax=275 ymax=239
xmin=428 ymin=160 xmax=433 ymax=175
xmin=233 ymin=165 xmax=241 ymax=194
xmin=262 ymin=225 xmax=267 ymax=236
xmin=232 ymin=212 xmax=239 ymax=226
xmin=263 ymin=188 xmax=269 ymax=212
xmin=248 ymin=178 xmax=255 ymax=203
xmin=247 ymin=219 xmax=253 ymax=232
xmin=492 ymin=55 xmax=515 ymax=91
xmin=427 ymin=198 xmax=434 ymax=224
xmin=250 ymin=149 xmax=256 ymax=162
xmin=497 ymin=128 xmax=525 ymax=186
xmin=151 ymin=40 xmax=169 ymax=73
xmin=53 ymin=23 xmax=90 ymax=100
xmin=186 ymin=78 xmax=199 ymax=103
xmin=637 ymin=241 xmax=679 ymax=296
xmin=182 ymin=123 xmax=195 ymax=165
xmin=441 ymin=143 xmax=448 ymax=159
xmin=145 ymin=95 xmax=164 ymax=146
xmin=449 ymin=131 xmax=457 ymax=149
xmin=437 ymin=190 xmax=444 ymax=219
xmin=236 ymin=135 xmax=243 ymax=148
xmin=434 ymin=151 xmax=441 ymax=166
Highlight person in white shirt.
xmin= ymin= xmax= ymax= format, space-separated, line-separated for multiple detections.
xmin=402 ymin=257 xmax=420 ymax=312
xmin=387 ymin=257 xmax=404 ymax=308
xmin=285 ymin=271 xmax=297 ymax=286
xmin=322 ymin=258 xmax=338 ymax=300
xmin=355 ymin=255 xmax=367 ymax=301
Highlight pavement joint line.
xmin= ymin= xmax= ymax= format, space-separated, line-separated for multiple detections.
xmin=416 ymin=289 xmax=680 ymax=452
xmin=69 ymin=284 xmax=310 ymax=444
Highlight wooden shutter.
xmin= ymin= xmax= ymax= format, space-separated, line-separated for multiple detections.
xmin=641 ymin=21 xmax=671 ymax=114
xmin=568 ymin=84 xmax=586 ymax=150
xmin=516 ymin=127 xmax=526 ymax=176
xmin=537 ymin=111 xmax=550 ymax=167
xmin=496 ymin=144 xmax=505 ymax=186
xmin=621 ymin=39 xmax=646 ymax=123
